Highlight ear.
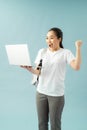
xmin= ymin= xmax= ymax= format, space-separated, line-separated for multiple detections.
xmin=58 ymin=37 xmax=62 ymax=43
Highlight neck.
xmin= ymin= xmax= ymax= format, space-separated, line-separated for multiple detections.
xmin=49 ymin=46 xmax=61 ymax=52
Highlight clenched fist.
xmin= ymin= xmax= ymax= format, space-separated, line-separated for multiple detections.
xmin=75 ymin=40 xmax=83 ymax=48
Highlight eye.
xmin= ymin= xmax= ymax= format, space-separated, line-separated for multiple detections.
xmin=50 ymin=37 xmax=54 ymax=40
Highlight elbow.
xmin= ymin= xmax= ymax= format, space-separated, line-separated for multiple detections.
xmin=70 ymin=60 xmax=81 ymax=71
xmin=74 ymin=65 xmax=80 ymax=71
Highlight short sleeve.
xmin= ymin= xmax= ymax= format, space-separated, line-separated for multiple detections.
xmin=34 ymin=48 xmax=44 ymax=65
xmin=65 ymin=50 xmax=75 ymax=64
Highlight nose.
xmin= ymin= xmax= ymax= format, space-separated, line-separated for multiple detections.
xmin=46 ymin=38 xmax=51 ymax=44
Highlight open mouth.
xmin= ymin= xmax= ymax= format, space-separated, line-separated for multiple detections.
xmin=49 ymin=44 xmax=53 ymax=47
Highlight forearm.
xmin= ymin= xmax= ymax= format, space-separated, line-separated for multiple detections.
xmin=27 ymin=67 xmax=41 ymax=75
xmin=75 ymin=47 xmax=81 ymax=68
xmin=20 ymin=65 xmax=41 ymax=75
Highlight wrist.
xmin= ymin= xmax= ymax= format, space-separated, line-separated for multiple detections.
xmin=76 ymin=46 xmax=81 ymax=50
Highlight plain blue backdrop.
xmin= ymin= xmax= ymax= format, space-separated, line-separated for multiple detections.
xmin=0 ymin=0 xmax=87 ymax=130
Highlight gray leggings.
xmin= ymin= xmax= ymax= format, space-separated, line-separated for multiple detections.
xmin=36 ymin=92 xmax=65 ymax=130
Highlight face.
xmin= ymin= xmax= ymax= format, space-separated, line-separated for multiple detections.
xmin=46 ymin=31 xmax=61 ymax=51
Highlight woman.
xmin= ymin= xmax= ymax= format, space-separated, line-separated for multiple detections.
xmin=21 ymin=27 xmax=82 ymax=130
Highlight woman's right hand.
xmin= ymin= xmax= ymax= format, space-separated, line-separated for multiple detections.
xmin=20 ymin=65 xmax=41 ymax=75
xmin=20 ymin=65 xmax=32 ymax=71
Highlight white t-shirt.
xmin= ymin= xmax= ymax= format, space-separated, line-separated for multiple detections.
xmin=35 ymin=48 xmax=75 ymax=96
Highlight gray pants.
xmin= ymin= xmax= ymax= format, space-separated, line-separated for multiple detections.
xmin=36 ymin=92 xmax=65 ymax=130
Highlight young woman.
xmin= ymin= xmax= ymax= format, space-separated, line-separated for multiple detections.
xmin=21 ymin=27 xmax=82 ymax=130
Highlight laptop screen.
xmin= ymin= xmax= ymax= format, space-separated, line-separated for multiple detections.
xmin=5 ymin=44 xmax=31 ymax=66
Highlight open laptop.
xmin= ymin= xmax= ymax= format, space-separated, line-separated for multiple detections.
xmin=5 ymin=44 xmax=31 ymax=66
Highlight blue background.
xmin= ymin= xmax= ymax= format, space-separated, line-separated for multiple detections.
xmin=0 ymin=0 xmax=87 ymax=130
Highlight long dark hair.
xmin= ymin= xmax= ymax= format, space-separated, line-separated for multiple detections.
xmin=49 ymin=27 xmax=64 ymax=48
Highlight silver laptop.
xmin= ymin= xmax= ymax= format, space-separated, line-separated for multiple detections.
xmin=5 ymin=44 xmax=31 ymax=66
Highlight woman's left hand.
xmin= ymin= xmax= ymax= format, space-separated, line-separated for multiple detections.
xmin=75 ymin=40 xmax=83 ymax=48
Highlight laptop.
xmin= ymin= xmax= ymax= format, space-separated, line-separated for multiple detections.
xmin=5 ymin=44 xmax=31 ymax=66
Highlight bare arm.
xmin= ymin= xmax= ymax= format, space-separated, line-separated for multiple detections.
xmin=20 ymin=66 xmax=41 ymax=75
xmin=70 ymin=40 xmax=82 ymax=70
